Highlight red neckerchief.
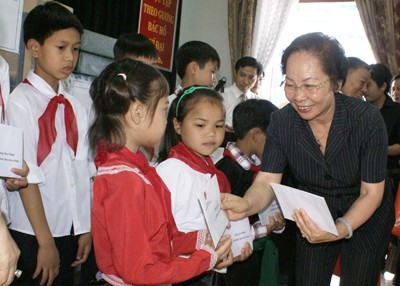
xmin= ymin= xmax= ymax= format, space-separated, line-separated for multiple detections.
xmin=95 ymin=142 xmax=177 ymax=239
xmin=168 ymin=141 xmax=231 ymax=193
xmin=24 ymin=79 xmax=78 ymax=166
xmin=223 ymin=148 xmax=260 ymax=181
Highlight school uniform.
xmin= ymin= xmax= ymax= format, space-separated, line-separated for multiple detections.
xmin=262 ymin=93 xmax=394 ymax=285
xmin=157 ymin=142 xmax=231 ymax=286
xmin=6 ymin=70 xmax=92 ymax=285
xmin=92 ymin=145 xmax=216 ymax=285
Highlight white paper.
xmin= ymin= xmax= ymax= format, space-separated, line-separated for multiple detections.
xmin=258 ymin=198 xmax=282 ymax=226
xmin=0 ymin=0 xmax=24 ymax=53
xmin=270 ymin=183 xmax=338 ymax=236
xmin=0 ymin=124 xmax=23 ymax=178
xmin=198 ymin=175 xmax=229 ymax=247
xmin=224 ymin=217 xmax=253 ymax=257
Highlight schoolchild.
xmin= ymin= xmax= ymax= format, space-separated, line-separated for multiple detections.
xmin=215 ymin=99 xmax=285 ymax=286
xmin=157 ymin=86 xmax=252 ymax=285
xmin=6 ymin=2 xmax=92 ymax=285
xmin=113 ymin=32 xmax=158 ymax=65
xmin=88 ymin=59 xmax=231 ymax=285
xmin=169 ymin=41 xmax=220 ymax=105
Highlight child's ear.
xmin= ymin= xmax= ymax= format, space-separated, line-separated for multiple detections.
xmin=187 ymin=61 xmax=199 ymax=75
xmin=173 ymin=118 xmax=181 ymax=134
xmin=26 ymin=39 xmax=40 ymax=58
xmin=250 ymin=127 xmax=263 ymax=142
xmin=128 ymin=102 xmax=144 ymax=125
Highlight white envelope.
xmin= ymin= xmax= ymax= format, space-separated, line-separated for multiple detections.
xmin=0 ymin=124 xmax=23 ymax=178
xmin=198 ymin=175 xmax=229 ymax=247
xmin=270 ymin=183 xmax=338 ymax=236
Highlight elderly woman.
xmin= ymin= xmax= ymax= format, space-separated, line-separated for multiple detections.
xmin=221 ymin=32 xmax=394 ymax=285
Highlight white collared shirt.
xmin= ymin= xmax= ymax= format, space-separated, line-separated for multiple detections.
xmin=221 ymin=83 xmax=258 ymax=128
xmin=6 ymin=70 xmax=92 ymax=236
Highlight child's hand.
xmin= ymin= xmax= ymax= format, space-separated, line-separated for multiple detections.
xmin=71 ymin=232 xmax=92 ymax=267
xmin=33 ymin=242 xmax=60 ymax=286
xmin=214 ymin=249 xmax=233 ymax=269
xmin=5 ymin=161 xmax=29 ymax=190
xmin=214 ymin=235 xmax=232 ymax=264
xmin=233 ymin=242 xmax=252 ymax=262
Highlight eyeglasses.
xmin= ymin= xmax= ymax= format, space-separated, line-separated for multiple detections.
xmin=281 ymin=76 xmax=333 ymax=95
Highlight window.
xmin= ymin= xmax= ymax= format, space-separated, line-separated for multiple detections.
xmin=262 ymin=2 xmax=375 ymax=106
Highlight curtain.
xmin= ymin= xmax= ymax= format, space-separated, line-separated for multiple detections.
xmin=251 ymin=0 xmax=298 ymax=72
xmin=355 ymin=0 xmax=400 ymax=74
xmin=227 ymin=0 xmax=256 ymax=77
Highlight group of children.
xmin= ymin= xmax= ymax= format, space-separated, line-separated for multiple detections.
xmin=1 ymin=1 xmax=284 ymax=286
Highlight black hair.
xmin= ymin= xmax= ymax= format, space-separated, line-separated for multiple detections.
xmin=89 ymin=58 xmax=168 ymax=151
xmin=113 ymin=33 xmax=158 ymax=61
xmin=342 ymin=57 xmax=370 ymax=87
xmin=392 ymin=74 xmax=400 ymax=83
xmin=281 ymin=32 xmax=348 ymax=91
xmin=234 ymin=56 xmax=262 ymax=76
xmin=233 ymin=99 xmax=278 ymax=140
xmin=175 ymin=41 xmax=220 ymax=79
xmin=24 ymin=1 xmax=83 ymax=45
xmin=158 ymin=85 xmax=224 ymax=161
xmin=370 ymin=63 xmax=392 ymax=95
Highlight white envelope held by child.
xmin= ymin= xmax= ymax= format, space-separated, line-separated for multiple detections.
xmin=0 ymin=124 xmax=23 ymax=178
xmin=270 ymin=183 xmax=338 ymax=236
xmin=198 ymin=175 xmax=229 ymax=247
xmin=224 ymin=217 xmax=254 ymax=258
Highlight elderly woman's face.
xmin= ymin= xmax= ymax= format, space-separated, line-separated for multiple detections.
xmin=284 ymin=51 xmax=335 ymax=122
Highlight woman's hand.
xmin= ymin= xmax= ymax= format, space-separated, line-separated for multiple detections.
xmin=267 ymin=212 xmax=286 ymax=233
xmin=220 ymin=193 xmax=251 ymax=221
xmin=292 ymin=208 xmax=338 ymax=243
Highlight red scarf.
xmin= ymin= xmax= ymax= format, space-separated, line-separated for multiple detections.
xmin=24 ymin=79 xmax=78 ymax=166
xmin=168 ymin=141 xmax=231 ymax=193
xmin=95 ymin=142 xmax=177 ymax=240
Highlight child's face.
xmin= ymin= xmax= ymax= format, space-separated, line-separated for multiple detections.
xmin=30 ymin=28 xmax=80 ymax=91
xmin=193 ymin=61 xmax=219 ymax=88
xmin=141 ymin=95 xmax=169 ymax=147
xmin=174 ymin=99 xmax=225 ymax=159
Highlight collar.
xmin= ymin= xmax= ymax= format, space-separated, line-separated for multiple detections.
xmin=225 ymin=142 xmax=259 ymax=170
xmin=26 ymin=70 xmax=65 ymax=99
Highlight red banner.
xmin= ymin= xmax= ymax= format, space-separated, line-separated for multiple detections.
xmin=138 ymin=0 xmax=179 ymax=71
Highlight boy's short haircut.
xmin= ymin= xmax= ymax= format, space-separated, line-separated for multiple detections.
xmin=234 ymin=56 xmax=262 ymax=76
xmin=233 ymin=99 xmax=278 ymax=140
xmin=113 ymin=33 xmax=158 ymax=61
xmin=24 ymin=1 xmax=84 ymax=45
xmin=175 ymin=41 xmax=220 ymax=80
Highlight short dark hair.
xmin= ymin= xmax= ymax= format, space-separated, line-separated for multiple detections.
xmin=234 ymin=56 xmax=262 ymax=76
xmin=281 ymin=32 xmax=348 ymax=91
xmin=175 ymin=41 xmax=220 ymax=79
xmin=370 ymin=63 xmax=392 ymax=95
xmin=113 ymin=33 xmax=158 ymax=61
xmin=233 ymin=99 xmax=278 ymax=140
xmin=89 ymin=58 xmax=168 ymax=151
xmin=342 ymin=57 xmax=370 ymax=87
xmin=24 ymin=1 xmax=83 ymax=45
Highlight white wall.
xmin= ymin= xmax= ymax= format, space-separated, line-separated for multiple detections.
xmin=178 ymin=0 xmax=232 ymax=86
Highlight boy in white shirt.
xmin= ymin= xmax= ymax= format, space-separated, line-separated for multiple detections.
xmin=0 ymin=55 xmax=10 ymax=123
xmin=6 ymin=2 xmax=92 ymax=285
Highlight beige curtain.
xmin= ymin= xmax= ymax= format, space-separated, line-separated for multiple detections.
xmin=228 ymin=0 xmax=256 ymax=77
xmin=355 ymin=0 xmax=400 ymax=74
